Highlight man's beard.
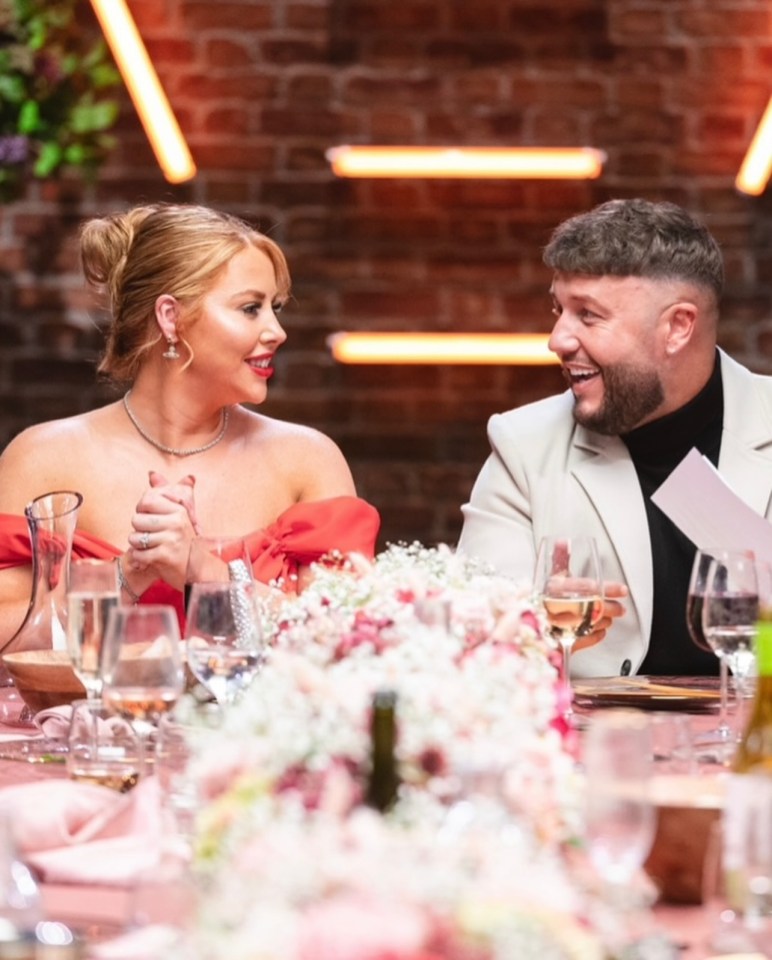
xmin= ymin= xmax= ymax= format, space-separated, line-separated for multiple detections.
xmin=572 ymin=362 xmax=665 ymax=435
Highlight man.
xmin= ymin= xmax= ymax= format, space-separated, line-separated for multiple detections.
xmin=458 ymin=198 xmax=772 ymax=677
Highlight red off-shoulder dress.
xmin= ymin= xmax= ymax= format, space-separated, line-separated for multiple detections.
xmin=0 ymin=496 xmax=381 ymax=627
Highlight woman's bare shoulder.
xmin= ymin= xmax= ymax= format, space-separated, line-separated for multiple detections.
xmin=0 ymin=406 xmax=119 ymax=511
xmin=239 ymin=411 xmax=355 ymax=497
xmin=240 ymin=410 xmax=339 ymax=450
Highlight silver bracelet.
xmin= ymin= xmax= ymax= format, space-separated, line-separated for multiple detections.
xmin=115 ymin=556 xmax=141 ymax=604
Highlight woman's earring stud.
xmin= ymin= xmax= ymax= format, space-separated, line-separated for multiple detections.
xmin=163 ymin=339 xmax=180 ymax=360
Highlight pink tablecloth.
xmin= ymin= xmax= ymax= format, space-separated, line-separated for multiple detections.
xmin=0 ymin=691 xmax=136 ymax=946
xmin=0 ymin=689 xmax=717 ymax=959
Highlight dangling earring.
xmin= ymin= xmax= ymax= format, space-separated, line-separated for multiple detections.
xmin=163 ymin=339 xmax=180 ymax=360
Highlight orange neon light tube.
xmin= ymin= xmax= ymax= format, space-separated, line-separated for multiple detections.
xmin=89 ymin=0 xmax=196 ymax=184
xmin=327 ymin=333 xmax=558 ymax=365
xmin=327 ymin=146 xmax=606 ymax=180
xmin=737 ymin=96 xmax=772 ymax=196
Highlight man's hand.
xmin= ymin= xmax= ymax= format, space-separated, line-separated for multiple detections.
xmin=573 ymin=581 xmax=628 ymax=652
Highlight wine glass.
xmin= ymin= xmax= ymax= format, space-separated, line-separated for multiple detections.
xmin=703 ymin=775 xmax=772 ymax=955
xmin=66 ymin=698 xmax=143 ymax=793
xmin=65 ymin=559 xmax=120 ymax=700
xmin=184 ymin=536 xmax=253 ymax=608
xmin=686 ymin=548 xmax=734 ymax=752
xmin=534 ymin=536 xmax=603 ymax=719
xmin=583 ymin=710 xmax=657 ymax=930
xmin=184 ymin=581 xmax=264 ymax=706
xmin=702 ymin=552 xmax=759 ymax=742
xmin=100 ymin=605 xmax=185 ymax=759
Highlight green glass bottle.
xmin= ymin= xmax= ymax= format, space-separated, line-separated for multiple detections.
xmin=732 ymin=620 xmax=772 ymax=773
xmin=365 ymin=689 xmax=400 ymax=812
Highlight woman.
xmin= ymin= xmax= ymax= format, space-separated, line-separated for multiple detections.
xmin=0 ymin=203 xmax=379 ymax=642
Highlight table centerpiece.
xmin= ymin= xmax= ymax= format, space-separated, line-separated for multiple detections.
xmin=176 ymin=543 xmax=666 ymax=960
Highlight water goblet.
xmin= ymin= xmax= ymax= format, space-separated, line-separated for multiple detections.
xmin=583 ymin=709 xmax=657 ymax=948
xmin=100 ymin=605 xmax=185 ymax=760
xmin=703 ymin=775 xmax=772 ymax=955
xmin=185 ymin=581 xmax=264 ymax=707
xmin=534 ymin=535 xmax=603 ymax=720
xmin=156 ymin=702 xmax=221 ymax=839
xmin=701 ymin=552 xmax=759 ymax=742
xmin=66 ymin=697 xmax=143 ymax=793
xmin=65 ymin=558 xmax=119 ymax=700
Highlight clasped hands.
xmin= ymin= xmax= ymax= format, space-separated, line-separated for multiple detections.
xmin=125 ymin=470 xmax=200 ymax=591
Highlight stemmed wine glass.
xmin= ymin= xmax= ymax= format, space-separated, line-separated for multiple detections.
xmin=100 ymin=605 xmax=185 ymax=761
xmin=687 ymin=548 xmax=735 ymax=751
xmin=184 ymin=581 xmax=264 ymax=706
xmin=701 ymin=551 xmax=759 ymax=743
xmin=583 ymin=710 xmax=657 ymax=945
xmin=65 ymin=559 xmax=120 ymax=700
xmin=534 ymin=536 xmax=603 ymax=719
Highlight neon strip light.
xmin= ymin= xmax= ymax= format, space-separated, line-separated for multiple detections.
xmin=736 ymin=96 xmax=772 ymax=196
xmin=327 ymin=333 xmax=558 ymax=365
xmin=327 ymin=146 xmax=605 ymax=179
xmin=89 ymin=0 xmax=196 ymax=184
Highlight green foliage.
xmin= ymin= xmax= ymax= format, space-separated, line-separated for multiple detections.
xmin=0 ymin=0 xmax=121 ymax=201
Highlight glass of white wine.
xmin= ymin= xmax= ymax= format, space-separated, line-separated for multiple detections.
xmin=185 ymin=581 xmax=264 ymax=706
xmin=65 ymin=558 xmax=120 ymax=700
xmin=100 ymin=605 xmax=185 ymax=758
xmin=535 ymin=535 xmax=603 ymax=719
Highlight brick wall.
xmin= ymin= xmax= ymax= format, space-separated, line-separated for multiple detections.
xmin=2 ymin=0 xmax=772 ymax=548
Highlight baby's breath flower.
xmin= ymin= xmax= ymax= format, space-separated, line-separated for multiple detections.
xmin=181 ymin=542 xmax=616 ymax=960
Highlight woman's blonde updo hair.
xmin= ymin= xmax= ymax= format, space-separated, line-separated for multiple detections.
xmin=81 ymin=203 xmax=291 ymax=382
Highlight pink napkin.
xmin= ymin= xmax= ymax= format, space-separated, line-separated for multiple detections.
xmin=34 ymin=705 xmax=131 ymax=741
xmin=33 ymin=705 xmax=73 ymax=739
xmin=0 ymin=776 xmax=163 ymax=885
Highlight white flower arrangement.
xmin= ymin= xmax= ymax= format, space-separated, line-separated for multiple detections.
xmin=181 ymin=543 xmax=604 ymax=960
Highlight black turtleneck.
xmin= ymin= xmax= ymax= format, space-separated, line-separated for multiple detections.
xmin=621 ymin=352 xmax=723 ymax=676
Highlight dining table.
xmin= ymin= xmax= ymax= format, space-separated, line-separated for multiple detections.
xmin=0 ymin=682 xmax=746 ymax=960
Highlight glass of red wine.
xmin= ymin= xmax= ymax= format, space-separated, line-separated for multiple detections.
xmin=702 ymin=552 xmax=758 ymax=743
xmin=687 ymin=548 xmax=731 ymax=748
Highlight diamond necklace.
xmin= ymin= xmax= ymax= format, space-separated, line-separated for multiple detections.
xmin=122 ymin=390 xmax=230 ymax=457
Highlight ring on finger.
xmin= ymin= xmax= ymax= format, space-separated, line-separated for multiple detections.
xmin=139 ymin=531 xmax=151 ymax=550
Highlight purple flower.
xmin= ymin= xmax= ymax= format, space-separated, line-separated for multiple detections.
xmin=0 ymin=135 xmax=29 ymax=165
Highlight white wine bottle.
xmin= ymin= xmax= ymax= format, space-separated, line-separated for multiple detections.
xmin=732 ymin=620 xmax=772 ymax=773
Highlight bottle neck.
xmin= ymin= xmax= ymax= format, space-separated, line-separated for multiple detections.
xmin=365 ymin=689 xmax=400 ymax=813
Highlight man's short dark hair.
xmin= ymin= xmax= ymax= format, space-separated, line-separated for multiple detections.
xmin=543 ymin=198 xmax=724 ymax=299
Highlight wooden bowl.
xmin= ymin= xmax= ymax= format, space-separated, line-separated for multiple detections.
xmin=645 ymin=774 xmax=726 ymax=904
xmin=1 ymin=649 xmax=86 ymax=714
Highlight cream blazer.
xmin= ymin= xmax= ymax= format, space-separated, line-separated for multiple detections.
xmin=458 ymin=351 xmax=772 ymax=677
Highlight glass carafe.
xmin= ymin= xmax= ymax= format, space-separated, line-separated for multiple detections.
xmin=0 ymin=490 xmax=83 ymax=721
